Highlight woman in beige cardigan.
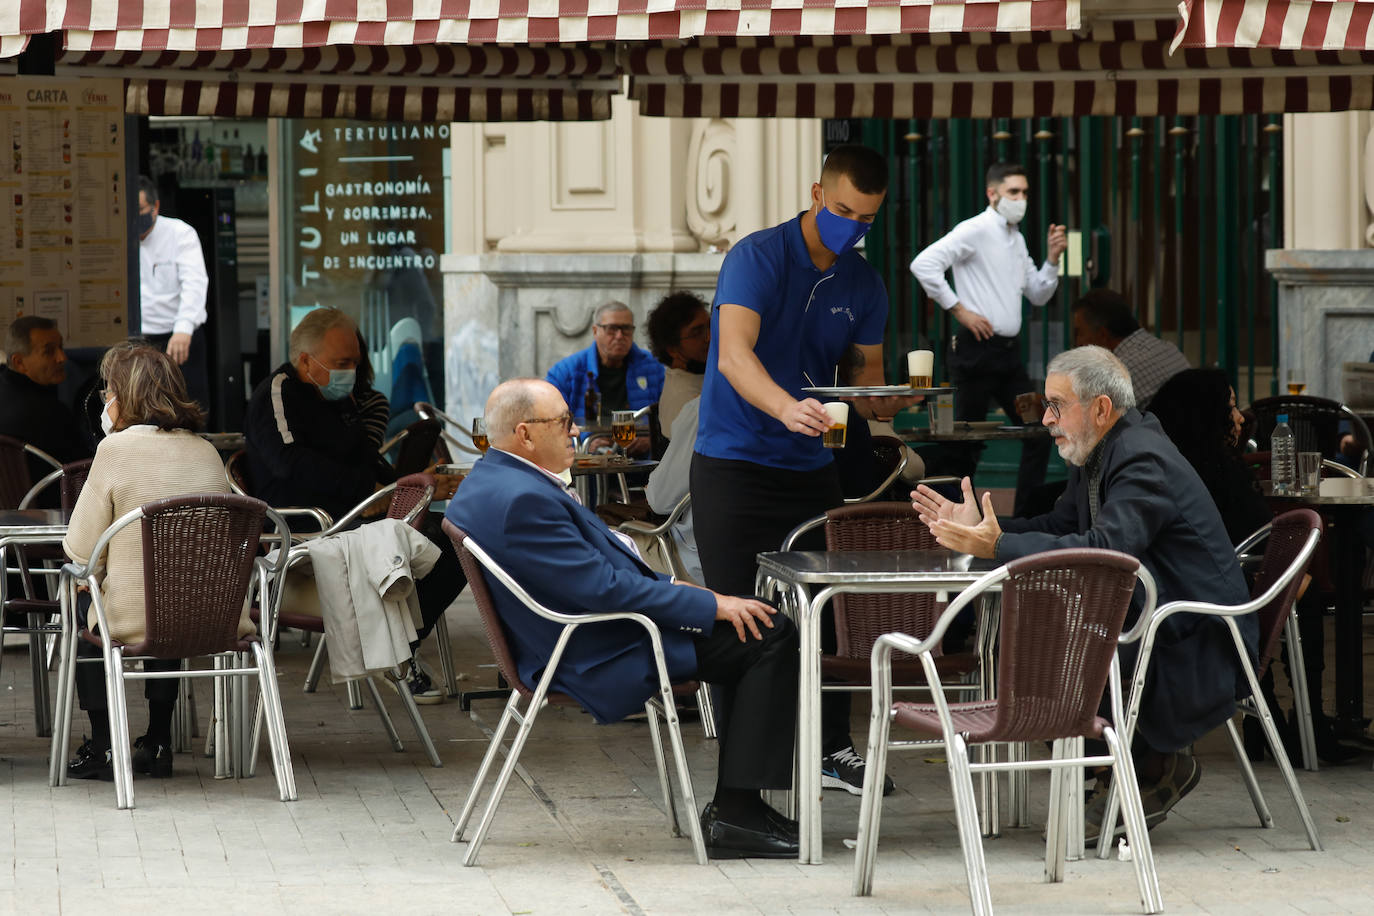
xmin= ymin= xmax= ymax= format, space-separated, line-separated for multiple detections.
xmin=64 ymin=341 xmax=231 ymax=781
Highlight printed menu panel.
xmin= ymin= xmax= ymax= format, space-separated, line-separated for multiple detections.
xmin=0 ymin=77 xmax=127 ymax=347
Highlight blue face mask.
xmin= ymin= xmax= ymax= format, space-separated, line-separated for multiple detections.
xmin=308 ymin=354 xmax=356 ymax=401
xmin=815 ymin=190 xmax=872 ymax=256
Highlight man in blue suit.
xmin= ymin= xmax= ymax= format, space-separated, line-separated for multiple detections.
xmin=446 ymin=378 xmax=800 ymax=859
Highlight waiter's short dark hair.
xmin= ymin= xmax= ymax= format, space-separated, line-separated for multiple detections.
xmin=646 ymin=291 xmax=708 ymax=365
xmin=821 ymin=144 xmax=888 ymax=195
xmin=137 ymin=175 xmax=158 ymax=204
xmin=985 ymin=162 xmax=1027 ymax=188
xmin=1073 ymin=289 xmax=1140 ymax=339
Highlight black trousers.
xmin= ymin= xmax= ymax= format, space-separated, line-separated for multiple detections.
xmin=690 ymin=453 xmax=853 ymax=752
xmin=144 ymin=326 xmax=209 ymax=412
xmin=414 ymin=514 xmax=468 ymax=645
xmin=73 ymin=593 xmax=179 ymax=712
xmin=693 ymin=613 xmax=799 ymax=790
xmin=947 ymin=329 xmax=1050 ymax=516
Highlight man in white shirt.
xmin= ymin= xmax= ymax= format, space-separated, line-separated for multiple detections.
xmin=910 ymin=162 xmax=1067 ymax=513
xmin=137 ymin=175 xmax=210 ymax=409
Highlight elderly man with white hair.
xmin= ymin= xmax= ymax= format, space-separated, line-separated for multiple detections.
xmin=911 ymin=345 xmax=1253 ymax=843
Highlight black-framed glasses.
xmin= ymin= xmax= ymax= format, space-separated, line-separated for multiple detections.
xmin=522 ymin=412 xmax=574 ymax=433
xmin=596 ymin=323 xmax=635 ymax=337
xmin=1041 ymin=397 xmax=1079 ymax=421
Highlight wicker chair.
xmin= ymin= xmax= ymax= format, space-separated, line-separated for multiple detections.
xmin=1099 ymin=508 xmax=1325 ymax=855
xmin=0 ymin=434 xmax=62 ymax=510
xmin=49 ymin=495 xmax=297 ymax=809
xmin=843 ymin=435 xmax=909 ymax=505
xmin=413 ymin=401 xmax=484 ymax=458
xmin=853 ymin=548 xmax=1163 ymax=915
xmin=378 ymin=417 xmax=443 ymax=475
xmin=444 ymin=520 xmax=707 ymax=866
xmin=1248 ymin=394 xmax=1371 ymax=474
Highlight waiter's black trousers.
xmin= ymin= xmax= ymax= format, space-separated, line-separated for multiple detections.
xmin=144 ymin=327 xmax=209 ymax=413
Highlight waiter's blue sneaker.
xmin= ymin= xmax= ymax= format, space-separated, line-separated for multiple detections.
xmin=821 ymin=745 xmax=895 ymax=796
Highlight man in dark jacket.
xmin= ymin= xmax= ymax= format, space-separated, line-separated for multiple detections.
xmin=244 ymin=307 xmax=464 ymax=703
xmin=0 ymin=317 xmax=92 ymax=492
xmin=912 ymin=345 xmax=1252 ymax=841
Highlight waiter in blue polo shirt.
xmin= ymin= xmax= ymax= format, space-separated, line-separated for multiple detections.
xmin=690 ymin=144 xmax=914 ymax=796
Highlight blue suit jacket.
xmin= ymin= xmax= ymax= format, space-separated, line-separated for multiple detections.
xmin=445 ymin=447 xmax=716 ymax=723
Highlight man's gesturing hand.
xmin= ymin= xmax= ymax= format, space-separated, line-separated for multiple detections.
xmin=911 ymin=476 xmax=983 ymax=528
xmin=714 ymin=594 xmax=778 ymax=642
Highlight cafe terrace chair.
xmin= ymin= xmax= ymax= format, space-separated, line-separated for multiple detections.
xmin=1249 ymin=394 xmax=1372 ymax=475
xmin=1097 ymin=508 xmax=1325 ymax=856
xmin=414 ymin=401 xmax=484 ymax=458
xmin=842 ymin=435 xmax=909 ymax=505
xmin=49 ymin=495 xmax=297 ymax=809
xmin=378 ymin=417 xmax=443 ymax=475
xmin=852 ymin=548 xmax=1163 ymax=916
xmin=0 ymin=434 xmax=62 ymax=510
xmin=444 ymin=520 xmax=708 ymax=867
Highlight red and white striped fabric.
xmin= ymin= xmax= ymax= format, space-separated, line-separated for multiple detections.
xmin=1172 ymin=0 xmax=1374 ymax=51
xmin=628 ymin=22 xmax=1374 ymax=117
xmin=4 ymin=1 xmax=1079 ymax=54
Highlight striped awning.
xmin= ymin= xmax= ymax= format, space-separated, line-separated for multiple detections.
xmin=1172 ymin=0 xmax=1374 ymax=51
xmin=628 ymin=18 xmax=1374 ymax=117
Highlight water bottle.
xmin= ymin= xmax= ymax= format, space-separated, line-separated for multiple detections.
xmin=1271 ymin=414 xmax=1296 ymax=494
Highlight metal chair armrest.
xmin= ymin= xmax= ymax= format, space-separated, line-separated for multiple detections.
xmin=1322 ymin=458 xmax=1361 ymax=479
xmin=844 ymin=451 xmax=908 ymax=505
xmin=781 ymin=513 xmax=827 ymax=551
xmin=23 ymin=443 xmax=62 ymax=473
xmin=322 ymin=483 xmax=398 ymax=534
xmin=18 ymin=466 xmax=64 ymax=510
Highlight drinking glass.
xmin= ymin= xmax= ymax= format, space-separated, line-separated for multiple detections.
xmin=611 ymin=410 xmax=636 ymax=457
xmin=471 ymin=417 xmax=489 ymax=453
xmin=1297 ymin=451 xmax=1322 ymax=494
xmin=822 ymin=402 xmax=849 ymax=448
xmin=1287 ymin=368 xmax=1306 ymax=396
xmin=907 ymin=349 xmax=934 ymax=389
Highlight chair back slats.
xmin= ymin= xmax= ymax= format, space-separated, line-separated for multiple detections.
xmin=389 ymin=472 xmax=436 ymax=530
xmin=983 ymin=549 xmax=1141 ymax=743
xmin=136 ymin=495 xmax=266 ymax=658
xmin=1249 ymin=395 xmax=1345 ymax=457
xmin=59 ymin=458 xmax=94 ymax=515
xmin=444 ymin=520 xmax=532 ymax=698
xmin=1250 ymin=508 xmax=1324 ymax=677
xmin=0 ymin=434 xmax=33 ymax=510
xmin=824 ymin=503 xmax=938 ymax=659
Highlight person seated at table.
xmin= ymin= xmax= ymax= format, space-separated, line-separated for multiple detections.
xmin=0 ymin=316 xmax=92 ymax=490
xmin=643 ymin=395 xmax=703 ymax=582
xmin=62 ymin=342 xmax=229 ymax=780
xmin=546 ymin=301 xmax=663 ymax=456
xmin=243 ymin=307 xmax=464 ymax=704
xmin=912 ymin=345 xmax=1253 ymax=841
xmin=1071 ymin=289 xmax=1190 ymax=410
xmin=646 ymin=291 xmax=711 ymax=435
xmin=448 ymin=378 xmax=801 ymax=859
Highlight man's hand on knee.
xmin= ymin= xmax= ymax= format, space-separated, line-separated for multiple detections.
xmin=714 ymin=594 xmax=777 ymax=642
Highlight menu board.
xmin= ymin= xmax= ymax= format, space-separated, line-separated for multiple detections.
xmin=0 ymin=77 xmax=127 ymax=348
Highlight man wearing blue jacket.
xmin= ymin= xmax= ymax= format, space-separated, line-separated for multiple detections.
xmin=447 ymin=378 xmax=800 ymax=859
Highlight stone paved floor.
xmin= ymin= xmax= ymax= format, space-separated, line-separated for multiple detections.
xmin=2 ymin=596 xmax=1373 ymax=915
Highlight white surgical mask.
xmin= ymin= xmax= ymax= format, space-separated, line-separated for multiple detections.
xmin=100 ymin=398 xmax=117 ymax=436
xmin=995 ymin=196 xmax=1027 ymax=225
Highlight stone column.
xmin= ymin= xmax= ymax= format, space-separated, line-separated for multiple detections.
xmin=1265 ymin=249 xmax=1374 ymax=400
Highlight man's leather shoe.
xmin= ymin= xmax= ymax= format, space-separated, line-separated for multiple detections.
xmin=700 ymin=803 xmax=799 ymax=860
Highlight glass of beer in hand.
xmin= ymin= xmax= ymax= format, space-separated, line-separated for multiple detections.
xmin=822 ymin=402 xmax=849 ymax=448
xmin=611 ymin=410 xmax=637 ymax=457
xmin=471 ymin=417 xmax=489 ymax=453
xmin=907 ymin=349 xmax=934 ymax=389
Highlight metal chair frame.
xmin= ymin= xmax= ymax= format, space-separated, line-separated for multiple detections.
xmin=49 ymin=498 xmax=297 ymax=809
xmin=853 ymin=551 xmax=1164 ymax=915
xmin=843 ymin=436 xmax=909 ymax=505
xmin=1248 ymin=395 xmax=1372 ymax=476
xmin=447 ymin=525 xmax=707 ymax=867
xmin=413 ymin=401 xmax=484 ymax=458
xmin=1098 ymin=514 xmax=1325 ymax=856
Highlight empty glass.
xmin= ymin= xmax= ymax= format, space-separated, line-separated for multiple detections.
xmin=1297 ymin=451 xmax=1322 ymax=494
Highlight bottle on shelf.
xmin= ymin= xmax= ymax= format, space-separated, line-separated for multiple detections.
xmin=242 ymin=143 xmax=255 ymax=175
xmin=1271 ymin=414 xmax=1296 ymax=495
xmin=190 ymin=128 xmax=202 ymax=163
xmin=256 ymin=145 xmax=269 ymax=175
xmin=204 ymin=135 xmax=217 ymax=177
xmin=583 ymin=371 xmax=601 ymax=427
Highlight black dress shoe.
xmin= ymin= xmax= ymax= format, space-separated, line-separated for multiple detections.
xmin=67 ymin=737 xmax=114 ymax=782
xmin=132 ymin=736 xmax=174 ymax=778
xmin=763 ymin=806 xmax=799 ymax=842
xmin=700 ymin=803 xmax=799 ymax=860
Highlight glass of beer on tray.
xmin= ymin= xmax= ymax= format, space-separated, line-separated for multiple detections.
xmin=907 ymin=349 xmax=934 ymax=389
xmin=611 ymin=410 xmax=637 ymax=457
xmin=471 ymin=417 xmax=489 ymax=453
xmin=822 ymin=402 xmax=849 ymax=448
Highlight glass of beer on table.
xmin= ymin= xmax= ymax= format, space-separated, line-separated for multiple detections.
xmin=471 ymin=417 xmax=489 ymax=452
xmin=907 ymin=349 xmax=934 ymax=389
xmin=1286 ymin=368 xmax=1306 ymax=396
xmin=611 ymin=410 xmax=637 ymax=457
xmin=822 ymin=402 xmax=849 ymax=448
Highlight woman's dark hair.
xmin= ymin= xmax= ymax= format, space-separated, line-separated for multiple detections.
xmin=353 ymin=329 xmax=375 ymax=390
xmin=1148 ymin=368 xmax=1238 ymax=478
xmin=100 ymin=340 xmax=205 ymax=433
xmin=645 ymin=291 xmax=708 ymax=365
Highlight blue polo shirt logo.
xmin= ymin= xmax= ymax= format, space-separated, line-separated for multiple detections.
xmin=830 ymin=305 xmax=855 ymax=322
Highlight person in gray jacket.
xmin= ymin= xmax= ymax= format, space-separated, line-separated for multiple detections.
xmin=912 ymin=345 xmax=1252 ymax=842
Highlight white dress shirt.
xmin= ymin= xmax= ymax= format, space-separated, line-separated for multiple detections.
xmin=138 ymin=214 xmax=208 ymax=336
xmin=909 ymin=206 xmax=1059 ymax=338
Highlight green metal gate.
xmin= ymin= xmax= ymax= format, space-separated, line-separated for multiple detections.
xmin=855 ymin=115 xmax=1284 ymax=404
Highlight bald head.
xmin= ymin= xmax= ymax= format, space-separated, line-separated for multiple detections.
xmin=486 ymin=379 xmax=546 ymax=448
xmin=484 ymin=378 xmax=580 ymax=473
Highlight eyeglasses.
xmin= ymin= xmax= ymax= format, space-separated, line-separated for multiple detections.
xmin=522 ymin=412 xmax=574 ymax=433
xmin=1040 ymin=396 xmax=1081 ymax=421
xmin=596 ymin=323 xmax=635 ymax=337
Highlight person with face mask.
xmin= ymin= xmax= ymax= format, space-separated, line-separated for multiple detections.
xmin=136 ymin=175 xmax=211 ymax=412
xmin=690 ymin=144 xmax=918 ymax=798
xmin=910 ymin=162 xmax=1068 ymax=516
xmin=645 ymin=290 xmax=712 ymax=434
xmin=242 ymin=307 xmax=468 ymax=705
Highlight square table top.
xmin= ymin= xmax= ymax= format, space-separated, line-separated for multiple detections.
xmin=0 ymin=509 xmax=67 ymax=535
xmin=1264 ymin=478 xmax=1374 ymax=505
xmin=756 ymin=549 xmax=998 ymax=586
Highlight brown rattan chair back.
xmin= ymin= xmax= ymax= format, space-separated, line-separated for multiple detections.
xmin=389 ymin=472 xmax=436 ymax=529
xmin=824 ymin=503 xmax=938 ymax=660
xmin=444 ymin=519 xmax=533 ymax=699
xmin=979 ymin=548 xmax=1140 ymax=743
xmin=1249 ymin=395 xmax=1358 ymax=458
xmin=0 ymin=434 xmax=32 ymax=510
xmin=59 ymin=458 xmax=93 ymax=515
xmin=1249 ymin=509 xmax=1323 ymax=678
xmin=129 ymin=494 xmax=267 ymax=658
